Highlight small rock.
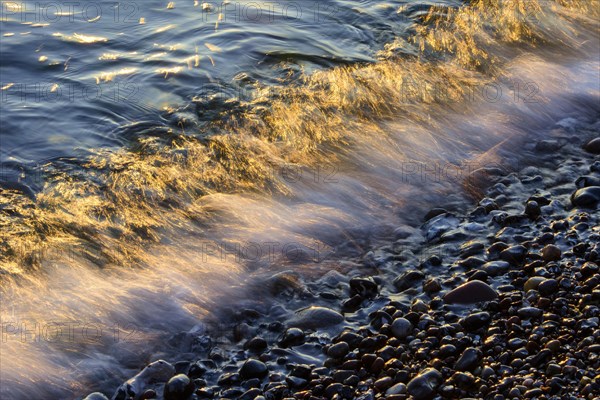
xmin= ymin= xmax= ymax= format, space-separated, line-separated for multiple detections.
xmin=518 ymin=307 xmax=542 ymax=319
xmin=571 ymin=186 xmax=600 ymax=208
xmin=244 ymin=337 xmax=267 ymax=352
xmin=524 ymin=276 xmax=546 ymax=291
xmin=538 ymin=278 xmax=558 ymax=296
xmin=546 ymin=363 xmax=561 ymax=376
xmin=423 ymin=278 xmax=441 ymax=294
xmin=279 ymin=327 xmax=305 ymax=347
xmin=443 ymin=280 xmax=498 ymax=304
xmin=460 ymin=312 xmax=491 ymax=331
xmin=481 ymin=261 xmax=510 ymax=276
xmin=164 ymin=374 xmax=194 ymax=400
xmin=455 ymin=348 xmax=481 ymax=371
xmin=525 ymin=201 xmax=541 ymax=219
xmin=327 ymin=341 xmax=350 ymax=359
xmin=387 ymin=382 xmax=407 ymax=395
xmin=583 ymin=137 xmax=600 ymax=154
xmin=391 ymin=318 xmax=413 ymax=339
xmin=406 ymin=368 xmax=443 ymax=400
xmin=541 ymin=245 xmax=561 ymax=262
xmin=411 ymin=299 xmax=428 ymax=313
xmin=291 ymin=306 xmax=344 ymax=329
xmin=239 ymin=359 xmax=268 ymax=380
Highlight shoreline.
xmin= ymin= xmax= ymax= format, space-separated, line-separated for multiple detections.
xmin=84 ymin=117 xmax=600 ymax=400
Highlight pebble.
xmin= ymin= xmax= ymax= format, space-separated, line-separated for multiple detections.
xmin=244 ymin=337 xmax=267 ymax=352
xmin=481 ymin=261 xmax=510 ymax=276
xmin=239 ymin=359 xmax=268 ymax=380
xmin=455 ymin=347 xmax=481 ymax=371
xmin=327 ymin=341 xmax=350 ymax=359
xmin=541 ymin=244 xmax=561 ymax=261
xmin=406 ymin=368 xmax=443 ymax=400
xmin=460 ymin=311 xmax=491 ymax=331
xmin=164 ymin=374 xmax=194 ymax=400
xmin=538 ymin=278 xmax=558 ymax=295
xmin=423 ymin=278 xmax=441 ymax=293
xmin=583 ymin=137 xmax=600 ymax=153
xmin=443 ymin=280 xmax=498 ymax=304
xmin=524 ymin=276 xmax=545 ymax=291
xmin=291 ymin=306 xmax=344 ymax=329
xmin=571 ymin=186 xmax=600 ymax=208
xmin=279 ymin=327 xmax=304 ymax=347
xmin=390 ymin=318 xmax=413 ymax=339
xmin=524 ymin=200 xmax=541 ymax=218
xmin=386 ymin=382 xmax=407 ymax=395
xmin=518 ymin=307 xmax=543 ymax=319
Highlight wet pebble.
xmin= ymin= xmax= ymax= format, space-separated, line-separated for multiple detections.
xmin=406 ymin=368 xmax=443 ymax=400
xmin=239 ymin=359 xmax=268 ymax=380
xmin=164 ymin=374 xmax=194 ymax=400
xmin=583 ymin=137 xmax=600 ymax=153
xmin=443 ymin=280 xmax=498 ymax=304
xmin=571 ymin=186 xmax=600 ymax=208
xmin=391 ymin=318 xmax=413 ymax=339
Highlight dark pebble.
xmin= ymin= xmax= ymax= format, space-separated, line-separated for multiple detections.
xmin=279 ymin=328 xmax=305 ymax=347
xmin=407 ymin=368 xmax=443 ymax=400
xmin=583 ymin=137 xmax=600 ymax=153
xmin=239 ymin=359 xmax=268 ymax=380
xmin=164 ymin=374 xmax=195 ymax=400
xmin=443 ymin=280 xmax=498 ymax=304
xmin=571 ymin=186 xmax=600 ymax=208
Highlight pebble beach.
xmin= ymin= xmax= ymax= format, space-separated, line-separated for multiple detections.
xmin=83 ymin=119 xmax=600 ymax=400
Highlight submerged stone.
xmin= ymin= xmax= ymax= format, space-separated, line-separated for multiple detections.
xmin=291 ymin=306 xmax=344 ymax=329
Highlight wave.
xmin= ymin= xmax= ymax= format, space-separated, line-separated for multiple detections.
xmin=1 ymin=0 xmax=597 ymax=275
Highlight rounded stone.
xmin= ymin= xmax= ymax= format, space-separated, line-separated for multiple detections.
xmin=524 ymin=276 xmax=546 ymax=292
xmin=391 ymin=318 xmax=413 ymax=339
xmin=525 ymin=201 xmax=540 ymax=218
xmin=164 ymin=374 xmax=194 ymax=400
xmin=239 ymin=359 xmax=268 ymax=380
xmin=455 ymin=348 xmax=481 ymax=371
xmin=541 ymin=245 xmax=561 ymax=262
xmin=583 ymin=137 xmax=600 ymax=154
xmin=571 ymin=186 xmax=600 ymax=208
xmin=279 ymin=327 xmax=305 ymax=347
xmin=387 ymin=382 xmax=407 ymax=395
xmin=407 ymin=368 xmax=443 ymax=400
xmin=538 ymin=279 xmax=558 ymax=296
xmin=291 ymin=306 xmax=344 ymax=329
xmin=443 ymin=280 xmax=498 ymax=304
xmin=327 ymin=341 xmax=350 ymax=359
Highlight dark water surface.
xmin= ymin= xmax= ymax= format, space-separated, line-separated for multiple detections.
xmin=1 ymin=0 xmax=422 ymax=183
